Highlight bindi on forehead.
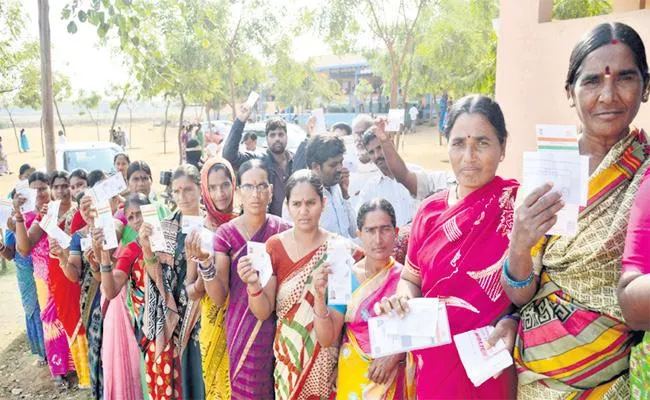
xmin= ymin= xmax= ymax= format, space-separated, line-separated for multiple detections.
xmin=611 ymin=39 xmax=619 ymax=45
xmin=605 ymin=66 xmax=611 ymax=76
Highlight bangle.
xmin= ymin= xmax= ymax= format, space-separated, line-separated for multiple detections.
xmin=144 ymin=256 xmax=158 ymax=266
xmin=502 ymin=258 xmax=534 ymax=289
xmin=198 ymin=261 xmax=216 ymax=281
xmin=498 ymin=313 xmax=521 ymax=324
xmin=14 ymin=215 xmax=24 ymax=223
xmin=100 ymin=264 xmax=113 ymax=273
xmin=248 ymin=286 xmax=263 ymax=297
xmin=313 ymin=307 xmax=330 ymax=319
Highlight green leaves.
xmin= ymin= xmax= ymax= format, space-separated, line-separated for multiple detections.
xmin=78 ymin=10 xmax=87 ymax=22
xmin=67 ymin=21 xmax=78 ymax=34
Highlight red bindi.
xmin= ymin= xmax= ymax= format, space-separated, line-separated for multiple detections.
xmin=605 ymin=66 xmax=611 ymax=76
xmin=611 ymin=39 xmax=619 ymax=45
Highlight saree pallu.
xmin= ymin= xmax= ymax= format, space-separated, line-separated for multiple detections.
xmin=271 ymin=235 xmax=362 ymax=400
xmin=199 ymin=297 xmax=230 ymax=400
xmin=142 ymin=212 xmax=204 ymax=399
xmin=337 ymin=259 xmax=415 ymax=400
xmin=215 ymin=215 xmax=290 ymax=399
xmin=515 ymin=128 xmax=650 ymax=400
xmin=15 ymin=257 xmax=46 ymax=359
xmin=405 ymin=176 xmax=519 ymax=399
xmin=26 ymin=212 xmax=74 ymax=378
xmin=102 ymin=287 xmax=144 ymax=400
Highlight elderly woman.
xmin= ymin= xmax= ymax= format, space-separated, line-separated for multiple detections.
xmin=503 ymin=22 xmax=650 ymax=399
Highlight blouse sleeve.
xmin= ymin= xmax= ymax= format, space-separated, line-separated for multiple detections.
xmin=622 ymin=170 xmax=650 ymax=275
xmin=213 ymin=223 xmax=233 ymax=255
xmin=266 ymin=235 xmax=282 ymax=276
xmin=115 ymin=243 xmax=140 ymax=275
xmin=69 ymin=233 xmax=82 ymax=256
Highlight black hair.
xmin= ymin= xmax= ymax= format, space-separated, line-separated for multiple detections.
xmin=237 ymin=159 xmax=269 ymax=185
xmin=356 ymin=198 xmax=397 ymax=230
xmin=48 ymin=170 xmax=69 ymax=186
xmin=28 ymin=171 xmax=49 ymax=185
xmin=285 ymin=169 xmax=324 ymax=202
xmin=305 ymin=135 xmax=346 ymax=168
xmin=242 ymin=132 xmax=258 ymax=142
xmin=70 ymin=169 xmax=88 ymax=183
xmin=265 ymin=117 xmax=287 ymax=136
xmin=362 ymin=129 xmax=378 ymax=148
xmin=208 ymin=162 xmax=234 ymax=184
xmin=172 ymin=163 xmax=201 ymax=187
xmin=331 ymin=122 xmax=352 ymax=136
xmin=18 ymin=164 xmax=33 ymax=177
xmin=123 ymin=192 xmax=151 ymax=211
xmin=566 ymin=22 xmax=649 ymax=90
xmin=113 ymin=152 xmax=131 ymax=165
xmin=127 ymin=161 xmax=153 ymax=181
xmin=88 ymin=170 xmax=107 ymax=188
xmin=444 ymin=95 xmax=508 ymax=144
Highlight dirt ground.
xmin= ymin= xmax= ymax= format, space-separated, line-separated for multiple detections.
xmin=0 ymin=118 xmax=451 ymax=399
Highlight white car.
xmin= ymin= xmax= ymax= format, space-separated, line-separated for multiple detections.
xmin=56 ymin=142 xmax=122 ymax=173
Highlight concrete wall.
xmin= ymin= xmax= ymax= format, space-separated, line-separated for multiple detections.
xmin=495 ymin=0 xmax=650 ymax=180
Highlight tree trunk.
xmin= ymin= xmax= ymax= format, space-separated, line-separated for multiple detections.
xmin=110 ymin=88 xmax=128 ymax=132
xmin=206 ymin=103 xmax=211 ymax=135
xmin=38 ymin=0 xmax=55 ymax=173
xmin=129 ymin=108 xmax=133 ymax=149
xmin=177 ymin=94 xmax=186 ymax=165
xmin=40 ymin=116 xmax=45 ymax=157
xmin=4 ymin=107 xmax=21 ymax=152
xmin=390 ymin=62 xmax=399 ymax=109
xmin=163 ymin=100 xmax=170 ymax=154
xmin=87 ymin=109 xmax=99 ymax=141
xmin=53 ymin=98 xmax=65 ymax=136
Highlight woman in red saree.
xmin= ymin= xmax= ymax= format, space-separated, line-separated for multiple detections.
xmin=377 ymin=95 xmax=519 ymax=399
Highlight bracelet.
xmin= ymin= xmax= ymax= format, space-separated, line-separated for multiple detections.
xmin=502 ymin=258 xmax=534 ymax=289
xmin=100 ymin=264 xmax=113 ymax=273
xmin=198 ymin=261 xmax=216 ymax=281
xmin=313 ymin=307 xmax=331 ymax=319
xmin=14 ymin=215 xmax=24 ymax=223
xmin=144 ymin=256 xmax=158 ymax=266
xmin=248 ymin=286 xmax=263 ymax=297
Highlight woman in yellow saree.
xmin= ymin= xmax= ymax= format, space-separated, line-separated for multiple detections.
xmin=337 ymin=199 xmax=415 ymax=400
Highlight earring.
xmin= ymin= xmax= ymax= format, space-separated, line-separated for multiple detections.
xmin=568 ymin=99 xmax=575 ymax=108
xmin=643 ymin=91 xmax=649 ymax=102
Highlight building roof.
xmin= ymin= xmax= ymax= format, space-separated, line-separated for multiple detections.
xmin=312 ymin=54 xmax=369 ymax=71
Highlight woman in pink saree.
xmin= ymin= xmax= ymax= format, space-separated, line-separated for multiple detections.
xmin=377 ymin=95 xmax=519 ymax=399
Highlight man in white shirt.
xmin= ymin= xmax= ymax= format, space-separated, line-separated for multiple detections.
xmin=283 ymin=135 xmax=357 ymax=238
xmin=374 ymin=120 xmax=452 ymax=200
xmin=355 ymin=129 xmax=417 ymax=226
xmin=409 ymin=105 xmax=418 ymax=133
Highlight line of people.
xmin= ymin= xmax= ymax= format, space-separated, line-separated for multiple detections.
xmin=0 ymin=21 xmax=648 ymax=400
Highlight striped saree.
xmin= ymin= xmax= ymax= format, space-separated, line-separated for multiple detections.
xmin=515 ymin=128 xmax=650 ymax=399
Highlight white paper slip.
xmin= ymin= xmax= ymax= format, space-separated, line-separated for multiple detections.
xmin=387 ymin=109 xmax=405 ymax=132
xmin=39 ymin=214 xmax=72 ymax=249
xmin=327 ymin=239 xmax=354 ymax=305
xmin=547 ymin=203 xmax=580 ymax=237
xmin=95 ymin=201 xmax=119 ymax=250
xmin=454 ymin=325 xmax=513 ymax=387
xmin=0 ymin=199 xmax=13 ymax=229
xmin=580 ymin=155 xmax=589 ymax=207
xmin=342 ymin=148 xmax=358 ymax=173
xmin=245 ymin=91 xmax=260 ymax=108
xmin=199 ymin=228 xmax=214 ymax=256
xmin=90 ymin=173 xmax=127 ymax=204
xmin=182 ymin=215 xmax=204 ymax=234
xmin=141 ymin=204 xmax=167 ymax=252
xmin=80 ymin=236 xmax=93 ymax=252
xmin=248 ymin=241 xmax=273 ymax=287
xmin=522 ymin=151 xmax=585 ymax=206
xmin=15 ymin=180 xmax=36 ymax=213
xmin=535 ymin=124 xmax=579 ymax=152
xmin=369 ymin=299 xmax=451 ymax=358
xmin=311 ymin=108 xmax=326 ymax=134
xmin=46 ymin=200 xmax=61 ymax=219
xmin=384 ymin=298 xmax=439 ymax=337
